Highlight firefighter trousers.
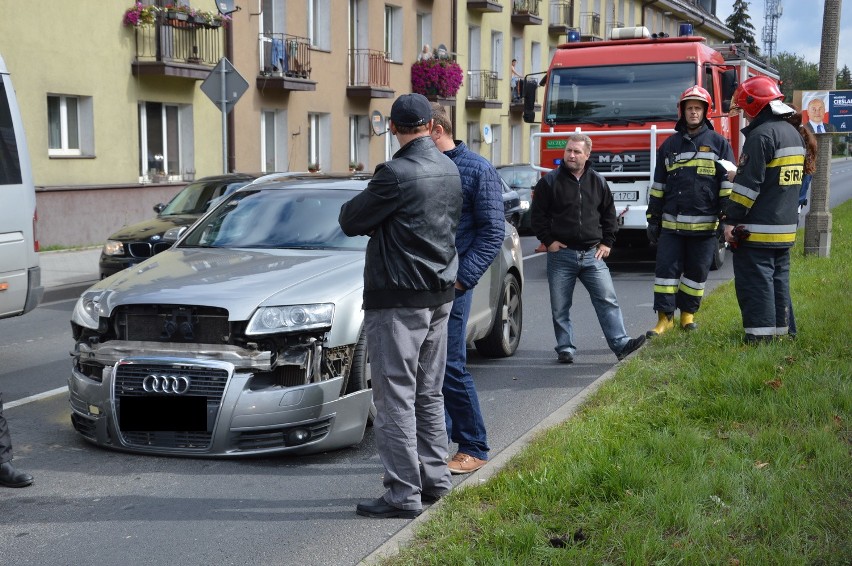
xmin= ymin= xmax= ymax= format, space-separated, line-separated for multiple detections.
xmin=652 ymin=232 xmax=716 ymax=314
xmin=732 ymin=246 xmax=791 ymax=337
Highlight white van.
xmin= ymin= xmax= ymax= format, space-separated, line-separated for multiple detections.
xmin=0 ymin=53 xmax=42 ymax=319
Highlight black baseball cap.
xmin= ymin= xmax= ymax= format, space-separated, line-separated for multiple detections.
xmin=390 ymin=93 xmax=432 ymax=127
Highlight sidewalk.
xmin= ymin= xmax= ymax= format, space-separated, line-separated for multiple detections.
xmin=39 ymin=247 xmax=101 ymax=302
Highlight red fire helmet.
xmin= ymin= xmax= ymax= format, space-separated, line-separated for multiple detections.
xmin=731 ymin=76 xmax=784 ymax=118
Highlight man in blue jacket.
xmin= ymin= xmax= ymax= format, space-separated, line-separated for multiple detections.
xmin=430 ymin=103 xmax=504 ymax=475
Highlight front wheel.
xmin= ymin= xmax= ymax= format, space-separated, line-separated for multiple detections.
xmin=474 ymin=272 xmax=522 ymax=358
xmin=344 ymin=328 xmax=376 ymax=425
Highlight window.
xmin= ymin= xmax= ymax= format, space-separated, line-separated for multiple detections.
xmin=384 ymin=5 xmax=402 ymax=62
xmin=308 ymin=112 xmax=330 ymax=170
xmin=138 ymin=101 xmax=194 ymax=182
xmin=416 ymin=12 xmax=432 ymax=60
xmin=384 ymin=118 xmax=400 ymax=161
xmin=47 ymin=94 xmax=93 ymax=157
xmin=349 ymin=115 xmax=369 ymax=169
xmin=511 ymin=124 xmax=522 ymax=163
xmin=491 ymin=31 xmax=503 ymax=75
xmin=261 ymin=110 xmax=289 ymax=173
xmin=468 ymin=26 xmax=481 ymax=71
xmin=467 ymin=122 xmax=481 ymax=155
xmin=490 ymin=125 xmax=502 ymax=166
xmin=308 ymin=0 xmax=330 ymax=50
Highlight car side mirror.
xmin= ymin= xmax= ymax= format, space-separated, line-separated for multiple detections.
xmin=154 ymin=203 xmax=166 ymax=214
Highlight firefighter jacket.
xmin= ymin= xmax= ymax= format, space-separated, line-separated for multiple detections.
xmin=648 ymin=119 xmax=734 ymax=236
xmin=722 ymin=108 xmax=805 ymax=249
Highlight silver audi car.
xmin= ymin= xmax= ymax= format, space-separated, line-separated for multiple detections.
xmin=69 ymin=174 xmax=523 ymax=457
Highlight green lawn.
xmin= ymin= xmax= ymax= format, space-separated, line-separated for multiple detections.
xmin=384 ymin=202 xmax=852 ymax=565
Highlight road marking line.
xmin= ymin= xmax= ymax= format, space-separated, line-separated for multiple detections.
xmin=6 ymin=386 xmax=68 ymax=409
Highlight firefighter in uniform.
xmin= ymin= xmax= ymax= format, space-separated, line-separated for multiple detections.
xmin=723 ymin=76 xmax=804 ymax=342
xmin=646 ymin=86 xmax=735 ymax=337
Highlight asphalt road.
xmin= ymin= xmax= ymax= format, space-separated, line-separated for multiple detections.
xmin=0 ymin=238 xmax=737 ymax=566
xmin=2 ymin=155 xmax=848 ymax=564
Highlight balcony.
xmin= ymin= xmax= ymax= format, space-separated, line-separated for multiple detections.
xmin=548 ymin=1 xmax=574 ymax=35
xmin=467 ymin=0 xmax=503 ymax=13
xmin=256 ymin=34 xmax=315 ymax=92
xmin=347 ymin=49 xmax=394 ymax=99
xmin=466 ymin=71 xmax=501 ymax=110
xmin=511 ymin=0 xmax=542 ymax=25
xmin=580 ymin=12 xmax=603 ymax=41
xmin=131 ymin=16 xmax=224 ymax=80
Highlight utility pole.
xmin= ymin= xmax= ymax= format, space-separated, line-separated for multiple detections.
xmin=804 ymin=0 xmax=841 ymax=257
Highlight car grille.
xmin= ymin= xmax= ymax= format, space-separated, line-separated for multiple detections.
xmin=114 ymin=362 xmax=230 ymax=451
xmin=127 ymin=242 xmax=172 ymax=258
xmin=113 ymin=305 xmax=231 ymax=344
xmin=235 ymin=417 xmax=333 ymax=450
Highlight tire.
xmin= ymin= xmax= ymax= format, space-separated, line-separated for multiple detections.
xmin=710 ymin=234 xmax=727 ymax=271
xmin=344 ymin=328 xmax=376 ymax=425
xmin=474 ymin=272 xmax=522 ymax=358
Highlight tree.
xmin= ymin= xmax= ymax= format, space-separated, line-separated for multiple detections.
xmin=725 ymin=0 xmax=760 ymax=55
xmin=837 ymin=65 xmax=852 ymax=89
xmin=771 ymin=52 xmax=819 ymax=101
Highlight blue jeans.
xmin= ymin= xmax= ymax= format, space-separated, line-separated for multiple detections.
xmin=443 ymin=288 xmax=489 ymax=460
xmin=547 ymin=247 xmax=630 ymax=356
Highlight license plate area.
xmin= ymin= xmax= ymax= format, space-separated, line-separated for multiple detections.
xmin=612 ymin=191 xmax=639 ymax=201
xmin=119 ymin=396 xmax=207 ymax=431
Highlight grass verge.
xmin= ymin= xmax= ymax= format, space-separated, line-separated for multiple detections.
xmin=384 ymin=202 xmax=852 ymax=565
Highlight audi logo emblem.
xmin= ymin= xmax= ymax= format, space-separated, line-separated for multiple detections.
xmin=143 ymin=374 xmax=191 ymax=395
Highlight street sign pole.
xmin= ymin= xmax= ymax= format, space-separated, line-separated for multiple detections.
xmin=200 ymin=58 xmax=248 ymax=175
xmin=220 ymin=63 xmax=228 ymax=173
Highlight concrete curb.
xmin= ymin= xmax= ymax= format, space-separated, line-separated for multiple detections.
xmin=359 ymin=355 xmax=633 ymax=565
xmin=42 ymin=280 xmax=98 ymax=304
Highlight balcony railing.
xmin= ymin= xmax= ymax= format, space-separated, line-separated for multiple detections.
xmin=580 ymin=12 xmax=602 ymax=39
xmin=549 ymin=1 xmax=575 ymax=34
xmin=466 ymin=70 xmax=501 ymax=109
xmin=347 ymin=49 xmax=393 ymax=98
xmin=512 ymin=0 xmax=542 ymax=25
xmin=132 ymin=16 xmax=224 ymax=79
xmin=258 ymin=33 xmax=312 ymax=79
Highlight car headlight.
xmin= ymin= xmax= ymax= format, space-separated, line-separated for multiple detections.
xmin=246 ymin=304 xmax=334 ymax=335
xmin=519 ymin=201 xmax=530 ymax=210
xmin=103 ymin=240 xmax=124 ymax=256
xmin=72 ymin=291 xmax=104 ymax=330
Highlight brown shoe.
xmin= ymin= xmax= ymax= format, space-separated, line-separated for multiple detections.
xmin=448 ymin=452 xmax=487 ymax=475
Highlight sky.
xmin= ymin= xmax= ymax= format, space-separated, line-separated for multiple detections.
xmin=715 ymin=0 xmax=850 ymax=73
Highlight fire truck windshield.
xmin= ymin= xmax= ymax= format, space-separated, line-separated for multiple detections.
xmin=544 ymin=62 xmax=696 ymax=124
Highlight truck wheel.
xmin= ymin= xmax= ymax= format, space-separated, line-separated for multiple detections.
xmin=474 ymin=273 xmax=522 ymax=358
xmin=710 ymin=235 xmax=727 ymax=271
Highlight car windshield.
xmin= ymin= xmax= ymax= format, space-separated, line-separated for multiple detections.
xmin=180 ymin=188 xmax=369 ymax=250
xmin=498 ymin=167 xmax=538 ymax=189
xmin=160 ymin=179 xmax=251 ymax=215
xmin=545 ymin=62 xmax=695 ymax=124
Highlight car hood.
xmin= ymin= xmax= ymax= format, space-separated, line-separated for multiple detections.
xmin=108 ymin=215 xmax=200 ymax=241
xmin=90 ymin=248 xmax=365 ymax=321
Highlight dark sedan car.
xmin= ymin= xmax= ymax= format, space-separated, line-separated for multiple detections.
xmin=495 ymin=164 xmax=538 ymax=235
xmin=99 ymin=174 xmax=256 ymax=278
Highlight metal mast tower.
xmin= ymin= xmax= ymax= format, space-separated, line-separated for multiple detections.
xmin=762 ymin=0 xmax=783 ymax=58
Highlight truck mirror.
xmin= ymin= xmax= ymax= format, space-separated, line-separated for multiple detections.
xmin=721 ymin=69 xmax=738 ymax=113
xmin=523 ymin=79 xmax=538 ymax=123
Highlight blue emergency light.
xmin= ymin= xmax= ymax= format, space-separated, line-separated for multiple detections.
xmin=679 ymin=23 xmax=694 ymax=37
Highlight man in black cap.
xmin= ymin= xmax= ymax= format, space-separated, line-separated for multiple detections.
xmin=339 ymin=93 xmax=462 ymax=519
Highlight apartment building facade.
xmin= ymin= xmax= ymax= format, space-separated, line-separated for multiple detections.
xmin=0 ymin=0 xmax=732 ymax=247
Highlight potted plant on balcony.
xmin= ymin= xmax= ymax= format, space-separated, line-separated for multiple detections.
xmin=123 ymin=2 xmax=159 ymax=27
xmin=411 ymin=58 xmax=464 ymax=100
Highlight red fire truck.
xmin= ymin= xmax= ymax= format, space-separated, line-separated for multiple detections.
xmin=526 ymin=26 xmax=778 ymax=266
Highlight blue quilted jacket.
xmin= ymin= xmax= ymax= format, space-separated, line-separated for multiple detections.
xmin=443 ymin=141 xmax=505 ymax=290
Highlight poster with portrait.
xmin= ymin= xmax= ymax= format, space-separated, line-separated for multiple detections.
xmin=797 ymin=90 xmax=852 ymax=134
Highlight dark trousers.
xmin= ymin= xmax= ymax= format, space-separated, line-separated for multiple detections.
xmin=0 ymin=392 xmax=13 ymax=464
xmin=653 ymin=233 xmax=716 ymax=314
xmin=732 ymin=246 xmax=791 ymax=337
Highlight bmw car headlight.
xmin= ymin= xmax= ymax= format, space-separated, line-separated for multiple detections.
xmin=246 ymin=304 xmax=334 ymax=335
xmin=72 ymin=291 xmax=105 ymax=330
xmin=102 ymin=240 xmax=124 ymax=256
